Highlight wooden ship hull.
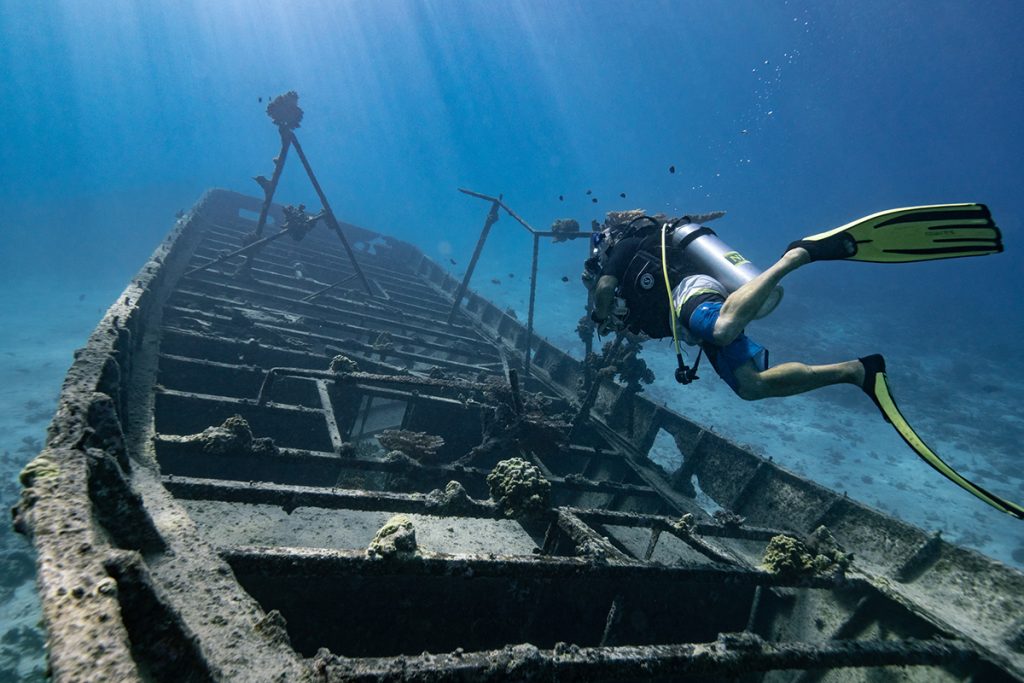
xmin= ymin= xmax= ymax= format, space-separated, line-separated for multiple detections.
xmin=16 ymin=188 xmax=1024 ymax=681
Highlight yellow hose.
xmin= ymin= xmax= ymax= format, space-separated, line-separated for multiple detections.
xmin=661 ymin=223 xmax=683 ymax=361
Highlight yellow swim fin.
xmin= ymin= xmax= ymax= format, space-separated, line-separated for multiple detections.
xmin=790 ymin=203 xmax=1003 ymax=263
xmin=859 ymin=355 xmax=1023 ymax=520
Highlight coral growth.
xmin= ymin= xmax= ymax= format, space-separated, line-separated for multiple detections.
xmin=376 ymin=430 xmax=444 ymax=462
xmin=280 ymin=204 xmax=318 ymax=242
xmin=550 ymin=218 xmax=580 ymax=243
xmin=585 ymin=335 xmax=655 ymax=394
xmin=266 ymin=91 xmax=303 ymax=129
xmin=762 ymin=527 xmax=851 ymax=577
xmin=671 ymin=513 xmax=696 ymax=535
xmin=366 ymin=514 xmax=418 ymax=559
xmin=599 ymin=209 xmax=725 ymax=231
xmin=459 ymin=377 xmax=571 ymax=466
xmin=576 ymin=313 xmax=595 ymax=349
xmin=712 ymin=509 xmax=746 ymax=527
xmin=425 ymin=480 xmax=475 ymax=513
xmin=328 ymin=354 xmax=359 ymax=373
xmin=602 ymin=210 xmax=669 ymax=229
xmin=804 ymin=525 xmax=852 ymax=574
xmin=177 ymin=415 xmax=279 ymax=457
xmin=486 ymin=458 xmax=551 ymax=518
xmin=19 ymin=456 xmax=59 ymax=487
xmin=762 ymin=535 xmax=815 ymax=575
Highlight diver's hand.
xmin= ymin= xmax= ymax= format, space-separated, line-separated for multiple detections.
xmin=596 ymin=298 xmax=629 ymax=336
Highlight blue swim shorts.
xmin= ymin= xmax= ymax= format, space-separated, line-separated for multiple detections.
xmin=687 ymin=301 xmax=768 ymax=393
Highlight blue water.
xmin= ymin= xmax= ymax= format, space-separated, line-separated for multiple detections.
xmin=1 ymin=1 xmax=1022 ymax=673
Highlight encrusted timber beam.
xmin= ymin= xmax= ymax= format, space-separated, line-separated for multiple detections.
xmin=555 ymin=509 xmax=632 ymax=563
xmin=166 ymin=477 xmax=747 ymax=565
xmin=257 ymin=367 xmax=492 ymax=405
xmin=11 ymin=203 xmax=202 ymax=680
xmin=566 ymin=506 xmax=782 ymax=542
xmin=165 ymin=475 xmax=491 ymax=513
xmin=316 ymin=637 xmax=973 ymax=682
xmin=221 ymin=545 xmax=856 ymax=591
xmin=163 ymin=477 xmax=669 ymax=534
xmin=160 ymin=447 xmax=663 ymax=502
xmin=160 ymin=475 xmax=603 ymax=517
xmin=15 ymin=448 xmax=141 ymax=680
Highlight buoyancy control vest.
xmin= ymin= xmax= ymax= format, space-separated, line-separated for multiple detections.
xmin=591 ymin=216 xmax=783 ymax=333
xmin=618 ymin=235 xmax=692 ymax=338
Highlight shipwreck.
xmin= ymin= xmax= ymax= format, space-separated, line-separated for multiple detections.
xmin=16 ymin=93 xmax=1024 ymax=681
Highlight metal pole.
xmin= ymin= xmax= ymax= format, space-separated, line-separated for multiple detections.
xmin=458 ymin=187 xmax=538 ymax=233
xmin=524 ymin=232 xmax=540 ymax=378
xmin=185 ymin=227 xmax=294 ymax=277
xmin=301 ymin=273 xmax=360 ymax=302
xmin=253 ymin=128 xmax=292 ymax=237
xmin=287 ymin=130 xmax=374 ymax=297
xmin=447 ymin=199 xmax=500 ymax=323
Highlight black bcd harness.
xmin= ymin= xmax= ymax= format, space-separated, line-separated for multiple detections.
xmin=600 ymin=216 xmax=704 ymax=384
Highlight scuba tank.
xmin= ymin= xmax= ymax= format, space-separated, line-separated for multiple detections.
xmin=581 ymin=214 xmax=782 ymax=385
xmin=669 ymin=220 xmax=783 ymax=319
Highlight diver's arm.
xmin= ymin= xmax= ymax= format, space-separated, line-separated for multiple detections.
xmin=591 ymin=275 xmax=619 ymax=321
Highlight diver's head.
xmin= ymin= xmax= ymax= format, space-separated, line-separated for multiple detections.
xmin=590 ymin=229 xmax=613 ymax=260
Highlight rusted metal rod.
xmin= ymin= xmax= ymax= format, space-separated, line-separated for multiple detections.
xmin=524 ymin=232 xmax=540 ymax=378
xmin=447 ymin=198 xmax=500 ymax=323
xmin=301 ymin=273 xmax=360 ymax=302
xmin=457 ymin=187 xmax=539 ymax=233
xmin=253 ymin=127 xmax=292 ymax=238
xmin=184 ymin=227 xmax=294 ymax=277
xmin=287 ymin=130 xmax=374 ymax=297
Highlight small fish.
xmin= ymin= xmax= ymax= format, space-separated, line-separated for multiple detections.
xmin=592 ymin=198 xmax=598 ymax=203
xmin=449 ymin=258 xmax=457 ymax=265
xmin=586 ymin=189 xmax=592 ymax=195
xmin=619 ymin=192 xmax=626 ymax=198
xmin=559 ymin=195 xmax=564 ymax=201
xmin=258 ymin=97 xmax=263 ymax=103
xmin=561 ymin=276 xmax=570 ymax=282
xmin=741 ymin=129 xmax=749 ymax=135
xmin=669 ymin=165 xmax=676 ymax=174
xmin=78 ymin=294 xmax=85 ymax=302
xmin=490 ymin=278 xmax=501 ymax=285
xmin=175 ymin=209 xmax=185 ymax=219
xmin=508 ymin=273 xmax=514 ymax=278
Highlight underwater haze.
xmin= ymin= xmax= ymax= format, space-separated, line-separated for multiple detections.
xmin=1 ymin=1 xmax=1023 ymax=677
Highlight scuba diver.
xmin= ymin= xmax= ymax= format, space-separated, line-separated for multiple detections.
xmin=582 ymin=204 xmax=1023 ymax=520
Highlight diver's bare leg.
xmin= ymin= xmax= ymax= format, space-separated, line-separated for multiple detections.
xmin=733 ymin=359 xmax=863 ymax=400
xmin=713 ymin=248 xmax=809 ymax=344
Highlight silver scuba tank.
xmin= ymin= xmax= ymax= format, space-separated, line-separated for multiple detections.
xmin=669 ymin=222 xmax=783 ymax=320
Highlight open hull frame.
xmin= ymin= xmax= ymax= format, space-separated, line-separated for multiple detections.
xmin=16 ymin=189 xmax=1024 ymax=681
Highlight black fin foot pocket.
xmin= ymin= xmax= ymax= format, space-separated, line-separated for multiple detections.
xmin=787 ymin=232 xmax=857 ymax=261
xmin=858 ymin=354 xmax=889 ymax=421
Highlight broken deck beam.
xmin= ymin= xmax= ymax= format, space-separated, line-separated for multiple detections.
xmin=312 ymin=636 xmax=973 ymax=682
